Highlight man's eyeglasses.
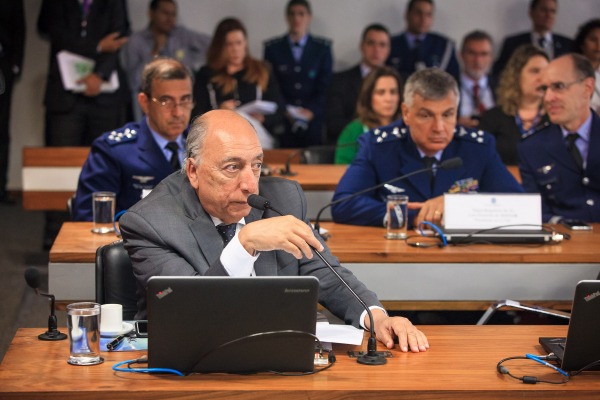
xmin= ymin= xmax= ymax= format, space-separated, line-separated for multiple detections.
xmin=538 ymin=79 xmax=584 ymax=94
xmin=150 ymin=96 xmax=195 ymax=110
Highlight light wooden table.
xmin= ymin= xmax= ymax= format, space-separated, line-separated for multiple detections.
xmin=49 ymin=222 xmax=600 ymax=311
xmin=1 ymin=326 xmax=599 ymax=399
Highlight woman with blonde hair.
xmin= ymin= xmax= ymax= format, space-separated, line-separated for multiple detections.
xmin=479 ymin=44 xmax=549 ymax=165
xmin=192 ymin=18 xmax=285 ymax=148
xmin=335 ymin=67 xmax=402 ymax=164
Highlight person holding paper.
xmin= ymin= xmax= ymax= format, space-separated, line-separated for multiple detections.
xmin=192 ymin=18 xmax=285 ymax=148
xmin=518 ymin=53 xmax=600 ymax=223
xmin=331 ymin=68 xmax=523 ymax=229
xmin=72 ymin=58 xmax=193 ymax=221
xmin=120 ymin=109 xmax=429 ymax=353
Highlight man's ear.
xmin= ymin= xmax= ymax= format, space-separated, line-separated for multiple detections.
xmin=186 ymin=158 xmax=199 ymax=189
xmin=138 ymin=92 xmax=150 ymax=116
xmin=401 ymin=102 xmax=410 ymax=124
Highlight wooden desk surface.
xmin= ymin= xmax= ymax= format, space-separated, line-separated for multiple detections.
xmin=1 ymin=326 xmax=599 ymax=399
xmin=50 ymin=222 xmax=599 ymax=264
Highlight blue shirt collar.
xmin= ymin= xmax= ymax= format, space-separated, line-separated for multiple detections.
xmin=560 ymin=112 xmax=592 ymax=142
xmin=288 ymin=34 xmax=308 ymax=48
xmin=146 ymin=116 xmax=186 ymax=154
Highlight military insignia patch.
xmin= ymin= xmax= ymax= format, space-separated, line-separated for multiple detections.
xmin=448 ymin=178 xmax=479 ymax=193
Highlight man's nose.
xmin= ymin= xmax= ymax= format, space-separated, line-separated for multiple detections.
xmin=239 ymin=166 xmax=259 ymax=192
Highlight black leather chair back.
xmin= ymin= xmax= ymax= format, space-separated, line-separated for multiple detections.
xmin=95 ymin=240 xmax=138 ymax=320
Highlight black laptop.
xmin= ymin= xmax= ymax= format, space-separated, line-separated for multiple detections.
xmin=146 ymin=276 xmax=319 ymax=374
xmin=539 ymin=280 xmax=600 ymax=371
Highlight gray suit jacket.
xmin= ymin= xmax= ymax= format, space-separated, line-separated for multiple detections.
xmin=121 ymin=172 xmax=382 ymax=325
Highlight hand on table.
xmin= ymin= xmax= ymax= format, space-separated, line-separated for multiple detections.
xmin=409 ymin=195 xmax=445 ymax=228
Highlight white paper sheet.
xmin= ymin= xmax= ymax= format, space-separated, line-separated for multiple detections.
xmin=315 ymin=322 xmax=364 ymax=345
xmin=57 ymin=50 xmax=119 ymax=93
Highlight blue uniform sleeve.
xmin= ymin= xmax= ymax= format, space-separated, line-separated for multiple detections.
xmin=478 ymin=134 xmax=524 ymax=193
xmin=72 ymin=139 xmax=123 ymax=221
xmin=331 ymin=134 xmax=387 ymax=226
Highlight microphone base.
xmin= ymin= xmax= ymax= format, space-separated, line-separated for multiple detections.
xmin=278 ymin=171 xmax=297 ymax=177
xmin=38 ymin=330 xmax=68 ymax=341
xmin=356 ymin=352 xmax=388 ymax=366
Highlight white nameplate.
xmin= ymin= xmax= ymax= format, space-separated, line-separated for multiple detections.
xmin=444 ymin=193 xmax=542 ymax=230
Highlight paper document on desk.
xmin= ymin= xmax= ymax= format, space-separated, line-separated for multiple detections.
xmin=57 ymin=50 xmax=120 ymax=93
xmin=316 ymin=322 xmax=363 ymax=345
xmin=236 ymin=100 xmax=277 ymax=115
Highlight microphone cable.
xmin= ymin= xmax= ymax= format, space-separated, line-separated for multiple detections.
xmin=405 ymin=221 xmax=448 ymax=248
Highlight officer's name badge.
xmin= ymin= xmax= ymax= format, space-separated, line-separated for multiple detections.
xmin=448 ymin=178 xmax=479 ymax=194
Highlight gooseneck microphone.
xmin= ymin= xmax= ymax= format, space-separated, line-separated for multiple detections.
xmin=24 ymin=267 xmax=68 ymax=341
xmin=313 ymin=156 xmax=463 ymax=236
xmin=247 ymin=194 xmax=387 ymax=365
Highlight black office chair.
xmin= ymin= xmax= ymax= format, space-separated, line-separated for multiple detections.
xmin=95 ymin=240 xmax=138 ymax=320
xmin=301 ymin=146 xmax=335 ymax=164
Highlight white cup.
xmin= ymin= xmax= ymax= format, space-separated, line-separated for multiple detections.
xmin=100 ymin=304 xmax=123 ymax=334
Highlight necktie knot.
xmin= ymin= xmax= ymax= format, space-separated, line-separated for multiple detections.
xmin=166 ymin=141 xmax=181 ymax=172
xmin=216 ymin=223 xmax=237 ymax=246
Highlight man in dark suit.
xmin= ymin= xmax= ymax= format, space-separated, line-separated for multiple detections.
xmin=519 ymin=54 xmax=600 ymax=223
xmin=72 ymin=58 xmax=192 ymax=221
xmin=37 ymin=0 xmax=131 ymax=146
xmin=493 ymin=0 xmax=573 ymax=76
xmin=387 ymin=0 xmax=459 ymax=83
xmin=332 ymin=69 xmax=522 ymax=228
xmin=120 ymin=109 xmax=429 ymax=352
xmin=0 ymin=0 xmax=25 ymax=203
xmin=325 ymin=24 xmax=391 ymax=144
xmin=264 ymin=0 xmax=333 ymax=147
xmin=458 ymin=30 xmax=496 ymax=129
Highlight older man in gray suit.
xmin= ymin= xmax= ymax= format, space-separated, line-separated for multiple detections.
xmin=120 ymin=109 xmax=428 ymax=352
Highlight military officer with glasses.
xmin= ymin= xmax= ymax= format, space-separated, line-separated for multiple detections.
xmin=72 ymin=58 xmax=194 ymax=221
xmin=519 ymin=53 xmax=600 ymax=223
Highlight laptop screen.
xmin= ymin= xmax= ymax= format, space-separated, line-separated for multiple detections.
xmin=147 ymin=276 xmax=319 ymax=374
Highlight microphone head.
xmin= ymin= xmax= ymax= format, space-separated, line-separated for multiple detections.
xmin=24 ymin=267 xmax=41 ymax=290
xmin=247 ymin=194 xmax=270 ymax=211
xmin=440 ymin=157 xmax=463 ymax=170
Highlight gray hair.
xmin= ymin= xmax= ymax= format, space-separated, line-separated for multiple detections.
xmin=403 ymin=68 xmax=459 ymax=107
xmin=140 ymin=57 xmax=193 ymax=96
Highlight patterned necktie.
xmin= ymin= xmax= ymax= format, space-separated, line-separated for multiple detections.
xmin=165 ymin=142 xmax=181 ymax=172
xmin=472 ymin=83 xmax=486 ymax=115
xmin=423 ymin=156 xmax=437 ymax=191
xmin=216 ymin=223 xmax=237 ymax=246
xmin=566 ymin=133 xmax=584 ymax=171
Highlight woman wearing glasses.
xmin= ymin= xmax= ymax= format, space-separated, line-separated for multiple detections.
xmin=479 ymin=45 xmax=550 ymax=165
xmin=192 ymin=18 xmax=285 ymax=148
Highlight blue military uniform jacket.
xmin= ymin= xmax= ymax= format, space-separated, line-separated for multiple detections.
xmin=331 ymin=120 xmax=523 ymax=227
xmin=387 ymin=32 xmax=459 ymax=82
xmin=518 ymin=112 xmax=600 ymax=223
xmin=72 ymin=119 xmax=187 ymax=221
xmin=263 ymin=34 xmax=333 ymax=146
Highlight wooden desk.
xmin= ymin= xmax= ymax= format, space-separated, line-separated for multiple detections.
xmin=1 ymin=326 xmax=599 ymax=399
xmin=49 ymin=222 xmax=600 ymax=310
xmin=21 ymin=147 xmax=344 ymax=211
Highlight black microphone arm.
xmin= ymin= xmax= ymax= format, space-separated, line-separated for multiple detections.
xmin=313 ymin=156 xmax=463 ymax=235
xmin=247 ymin=194 xmax=387 ymax=365
xmin=279 ymin=143 xmax=359 ymax=176
xmin=24 ymin=267 xmax=68 ymax=341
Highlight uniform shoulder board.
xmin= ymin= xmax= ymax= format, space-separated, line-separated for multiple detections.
xmin=105 ymin=127 xmax=138 ymax=146
xmin=264 ymin=36 xmax=285 ymax=47
xmin=370 ymin=124 xmax=407 ymax=144
xmin=456 ymin=126 xmax=489 ymax=145
xmin=312 ymin=36 xmax=332 ymax=47
xmin=521 ymin=120 xmax=551 ymax=140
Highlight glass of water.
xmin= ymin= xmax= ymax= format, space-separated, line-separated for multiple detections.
xmin=385 ymin=194 xmax=409 ymax=239
xmin=92 ymin=191 xmax=115 ymax=234
xmin=67 ymin=302 xmax=103 ymax=365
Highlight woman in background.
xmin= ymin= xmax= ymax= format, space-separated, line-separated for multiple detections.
xmin=335 ymin=67 xmax=402 ymax=164
xmin=192 ymin=18 xmax=285 ymax=148
xmin=574 ymin=19 xmax=600 ymax=114
xmin=479 ymin=45 xmax=549 ymax=165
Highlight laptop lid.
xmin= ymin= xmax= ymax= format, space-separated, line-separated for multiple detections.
xmin=540 ymin=280 xmax=600 ymax=371
xmin=147 ymin=276 xmax=319 ymax=374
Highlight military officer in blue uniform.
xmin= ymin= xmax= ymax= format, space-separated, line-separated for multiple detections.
xmin=387 ymin=0 xmax=459 ymax=83
xmin=332 ymin=68 xmax=522 ymax=228
xmin=72 ymin=58 xmax=193 ymax=221
xmin=263 ymin=0 xmax=333 ymax=147
xmin=519 ymin=54 xmax=600 ymax=223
